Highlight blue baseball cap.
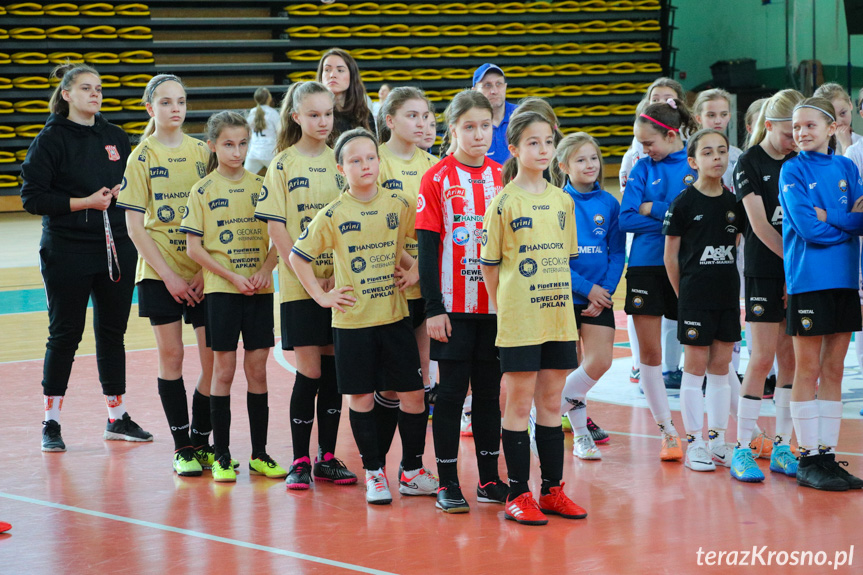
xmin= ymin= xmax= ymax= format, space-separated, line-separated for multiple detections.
xmin=473 ymin=63 xmax=505 ymax=86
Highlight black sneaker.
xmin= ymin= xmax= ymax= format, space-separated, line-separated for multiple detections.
xmin=476 ymin=479 xmax=509 ymax=504
xmin=285 ymin=458 xmax=313 ymax=490
xmin=586 ymin=417 xmax=609 ymax=444
xmin=824 ymin=454 xmax=863 ymax=489
xmin=41 ymin=420 xmax=66 ymax=452
xmin=763 ymin=375 xmax=776 ymax=399
xmin=796 ymin=454 xmax=849 ymax=491
xmin=103 ymin=413 xmax=154 ymax=442
xmin=314 ymin=453 xmax=358 ymax=485
xmin=436 ymin=484 xmax=470 ymax=514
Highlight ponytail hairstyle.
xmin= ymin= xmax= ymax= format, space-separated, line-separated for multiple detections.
xmin=686 ymin=128 xmax=729 ymax=160
xmin=333 ymin=127 xmax=378 ymax=167
xmin=276 ymin=81 xmax=334 ymax=152
xmin=635 ymin=98 xmax=698 ymax=139
xmin=748 ymin=89 xmax=804 ymax=148
xmin=251 ymin=87 xmax=272 ymax=136
xmin=140 ymin=73 xmax=186 ymax=141
xmin=691 ymin=88 xmax=732 ymax=125
xmin=376 ymin=86 xmax=427 ymax=144
xmin=512 ymin=97 xmax=564 ymax=186
xmin=49 ymin=62 xmax=100 ymax=117
xmin=555 ymin=132 xmax=604 ymax=187
xmin=502 ymin=111 xmax=556 ymax=184
xmin=205 ymin=110 xmax=250 ymax=174
xmin=315 ymin=48 xmax=372 ymax=135
xmin=743 ymin=97 xmax=768 ymax=147
xmin=439 ymin=90 xmax=493 ymax=159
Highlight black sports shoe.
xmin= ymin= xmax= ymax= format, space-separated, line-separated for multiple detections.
xmin=476 ymin=479 xmax=509 ymax=504
xmin=285 ymin=458 xmax=313 ymax=490
xmin=103 ymin=413 xmax=153 ymax=442
xmin=796 ymin=455 xmax=849 ymax=491
xmin=586 ymin=417 xmax=609 ymax=444
xmin=314 ymin=453 xmax=358 ymax=485
xmin=763 ymin=375 xmax=776 ymax=399
xmin=436 ymin=484 xmax=470 ymax=514
xmin=41 ymin=420 xmax=66 ymax=452
xmin=824 ymin=454 xmax=863 ymax=489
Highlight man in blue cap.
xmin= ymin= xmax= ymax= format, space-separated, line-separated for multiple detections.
xmin=472 ymin=63 xmax=518 ymax=163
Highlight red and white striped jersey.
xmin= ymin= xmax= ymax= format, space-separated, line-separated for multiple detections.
xmin=416 ymin=155 xmax=503 ymax=314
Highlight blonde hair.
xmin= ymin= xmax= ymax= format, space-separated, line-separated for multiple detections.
xmin=502 ymin=111 xmax=556 ymax=184
xmin=251 ymin=87 xmax=272 ymax=136
xmin=140 ymin=74 xmax=186 ymax=140
xmin=813 ymin=82 xmax=852 ymax=106
xmin=205 ymin=111 xmax=250 ymax=173
xmin=555 ymin=132 xmax=604 ymax=187
xmin=692 ymin=88 xmax=732 ymax=122
xmin=49 ymin=63 xmax=100 ymax=117
xmin=276 ymin=81 xmax=334 ymax=152
xmin=748 ymin=89 xmax=804 ymax=148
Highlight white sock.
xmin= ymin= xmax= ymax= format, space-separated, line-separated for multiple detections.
xmin=679 ymin=371 xmax=705 ymax=443
xmin=768 ymin=363 xmax=776 ymax=379
xmin=627 ymin=315 xmax=640 ymax=371
xmin=736 ymin=397 xmax=761 ymax=448
xmin=790 ymin=400 xmax=819 ymax=457
xmin=105 ymin=395 xmax=127 ymax=421
xmin=661 ymin=318 xmax=681 ymax=373
xmin=856 ymin=332 xmax=863 ymax=372
xmin=726 ymin=365 xmax=740 ymax=419
xmin=562 ymin=367 xmax=596 ymax=435
xmin=640 ymin=363 xmax=676 ymax=435
xmin=705 ymin=373 xmax=730 ymax=445
xmin=773 ymin=387 xmax=793 ymax=446
xmin=731 ymin=341 xmax=741 ymax=374
xmin=463 ymin=394 xmax=472 ymax=412
xmin=817 ymin=399 xmax=842 ymax=455
xmin=427 ymin=361 xmax=438 ymax=389
xmin=44 ymin=395 xmax=63 ymax=423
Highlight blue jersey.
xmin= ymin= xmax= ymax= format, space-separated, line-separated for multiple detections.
xmin=486 ymin=102 xmax=518 ymax=165
xmin=779 ymin=150 xmax=863 ymax=294
xmin=564 ymin=180 xmax=625 ymax=304
xmin=619 ymin=148 xmax=697 ymax=267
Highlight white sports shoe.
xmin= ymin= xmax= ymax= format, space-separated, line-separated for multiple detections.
xmin=572 ymin=434 xmax=602 ymax=460
xmin=710 ymin=442 xmax=734 ymax=468
xmin=684 ymin=444 xmax=717 ymax=472
xmin=398 ymin=466 xmax=439 ymax=496
xmin=365 ymin=469 xmax=392 ymax=505
xmin=460 ymin=410 xmax=473 ymax=436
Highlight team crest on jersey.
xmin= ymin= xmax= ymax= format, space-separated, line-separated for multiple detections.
xmin=416 ymin=194 xmax=426 ymax=213
xmin=386 ymin=212 xmax=399 ymax=229
xmin=208 ymin=198 xmax=229 ymax=210
xmin=444 ymin=186 xmax=466 ymax=201
xmin=288 ymin=177 xmax=310 ymax=193
xmin=157 ymin=205 xmax=175 ymax=223
xmin=686 ymin=328 xmax=698 ymax=340
xmin=593 ymin=214 xmax=605 ymax=226
xmin=339 ymin=221 xmax=361 ymax=234
xmin=751 ymin=304 xmax=765 ymax=317
xmin=259 ymin=185 xmax=268 ymax=202
xmin=335 ymin=174 xmax=346 ymax=189
xmin=558 ymin=211 xmax=567 ymax=230
xmin=480 ymin=229 xmax=488 ymax=246
xmin=351 ymin=256 xmax=366 ymax=273
xmin=300 ymin=216 xmax=313 ymax=233
xmin=519 ymin=258 xmax=538 ymax=278
xmin=452 ymin=227 xmax=470 ymax=246
xmin=839 ymin=179 xmax=848 ymax=193
xmin=298 ymin=227 xmax=309 ymax=240
xmin=196 ymin=161 xmax=206 ymax=178
xmin=251 ymin=193 xmax=259 ymax=207
xmin=510 ymin=217 xmax=533 ymax=232
xmin=683 ymin=174 xmax=695 ymax=185
xmin=149 ymin=167 xmax=169 ymax=179
xmin=632 ymin=296 xmax=644 ymax=308
xmin=382 ymin=179 xmax=403 ymax=191
xmin=105 ymin=145 xmax=120 ymax=161
xmin=726 ymin=210 xmax=736 ymax=223
xmin=801 ymin=317 xmax=813 ymax=331
xmin=219 ymin=230 xmax=233 ymax=244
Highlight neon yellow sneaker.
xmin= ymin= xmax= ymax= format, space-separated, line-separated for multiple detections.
xmin=249 ymin=453 xmax=288 ymax=478
xmin=212 ymin=454 xmax=237 ymax=483
xmin=173 ymin=447 xmax=203 ymax=477
xmin=194 ymin=444 xmax=239 ymax=470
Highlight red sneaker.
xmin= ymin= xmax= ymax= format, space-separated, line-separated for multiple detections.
xmin=504 ymin=492 xmax=548 ymax=525
xmin=0 ymin=522 xmax=10 ymax=533
xmin=538 ymin=483 xmax=587 ymax=519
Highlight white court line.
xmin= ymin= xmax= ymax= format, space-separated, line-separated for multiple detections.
xmin=273 ymin=340 xmax=297 ymax=374
xmin=0 ymin=492 xmax=399 ymax=575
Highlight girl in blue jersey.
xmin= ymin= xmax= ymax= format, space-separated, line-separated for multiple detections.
xmin=557 ymin=133 xmax=624 ymax=460
xmin=780 ymin=97 xmax=863 ymax=491
xmin=620 ymin=98 xmax=698 ymax=462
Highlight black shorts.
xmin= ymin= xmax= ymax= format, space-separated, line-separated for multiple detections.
xmin=745 ymin=277 xmax=785 ymax=323
xmin=137 ymin=279 xmax=208 ymax=328
xmin=206 ymin=292 xmax=275 ymax=352
xmin=677 ymin=307 xmax=741 ymax=346
xmin=498 ymin=340 xmax=578 ymax=373
xmin=429 ymin=314 xmax=498 ymax=362
xmin=624 ymin=266 xmax=678 ymax=320
xmin=786 ymin=288 xmax=862 ymax=336
xmin=573 ymin=304 xmax=616 ymax=330
xmin=408 ymin=298 xmax=426 ymax=330
xmin=280 ymin=298 xmax=333 ymax=350
xmin=333 ymin=318 xmax=423 ymax=395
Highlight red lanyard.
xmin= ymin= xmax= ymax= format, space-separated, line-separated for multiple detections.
xmin=103 ymin=210 xmax=121 ymax=283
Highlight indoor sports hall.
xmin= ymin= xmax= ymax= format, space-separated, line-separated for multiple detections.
xmin=0 ymin=1 xmax=862 ymax=573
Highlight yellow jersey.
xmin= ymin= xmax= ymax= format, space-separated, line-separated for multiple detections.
xmin=180 ymin=169 xmax=273 ymax=295
xmin=377 ymin=144 xmax=438 ymax=300
xmin=117 ymin=134 xmax=210 ymax=282
xmin=255 ymin=146 xmax=342 ymax=303
xmin=292 ymin=186 xmax=415 ymax=329
xmin=481 ymin=181 xmax=579 ymax=347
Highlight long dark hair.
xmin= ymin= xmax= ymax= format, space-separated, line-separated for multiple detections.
xmin=251 ymin=87 xmax=271 ymax=136
xmin=49 ymin=63 xmax=100 ymax=117
xmin=316 ymin=48 xmax=371 ymax=136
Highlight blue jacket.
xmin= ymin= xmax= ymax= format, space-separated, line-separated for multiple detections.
xmin=619 ymin=148 xmax=697 ymax=267
xmin=564 ymin=180 xmax=626 ymax=304
xmin=486 ymin=102 xmax=518 ymax=165
xmin=779 ymin=150 xmax=863 ymax=294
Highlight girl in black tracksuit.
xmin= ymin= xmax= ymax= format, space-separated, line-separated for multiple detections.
xmin=20 ymin=64 xmax=151 ymax=452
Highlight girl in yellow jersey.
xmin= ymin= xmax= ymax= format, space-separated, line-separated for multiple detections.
xmin=181 ymin=111 xmax=284 ymax=483
xmin=481 ymin=112 xmax=585 ymax=526
xmin=118 ymin=74 xmax=214 ymax=476
xmin=256 ymin=81 xmax=358 ymax=490
xmin=373 ymin=87 xmax=439 ymax=465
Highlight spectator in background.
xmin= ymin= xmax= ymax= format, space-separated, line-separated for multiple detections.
xmin=316 ymin=48 xmax=375 ymax=139
xmin=371 ymin=83 xmax=392 ymax=117
xmin=472 ymin=63 xmax=517 ymax=164
xmin=245 ymin=87 xmax=281 ymax=175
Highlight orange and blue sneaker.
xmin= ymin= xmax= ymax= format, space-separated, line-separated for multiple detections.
xmin=249 ymin=453 xmax=288 ymax=478
xmin=504 ymin=492 xmax=548 ymax=526
xmin=749 ymin=431 xmax=773 ymax=459
xmin=538 ymin=482 xmax=587 ymax=519
xmin=660 ymin=433 xmax=683 ymax=461
xmin=730 ymin=446 xmax=764 ymax=482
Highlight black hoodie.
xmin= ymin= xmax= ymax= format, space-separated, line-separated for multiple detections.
xmin=20 ymin=113 xmax=132 ymax=252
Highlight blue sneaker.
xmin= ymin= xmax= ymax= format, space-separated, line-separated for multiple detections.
xmin=769 ymin=444 xmax=798 ymax=477
xmin=730 ymin=447 xmax=764 ymax=482
xmin=662 ymin=369 xmax=682 ymax=390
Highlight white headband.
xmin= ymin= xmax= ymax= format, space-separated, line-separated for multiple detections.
xmin=765 ymin=116 xmax=792 ymax=122
xmin=793 ymin=104 xmax=835 ymax=122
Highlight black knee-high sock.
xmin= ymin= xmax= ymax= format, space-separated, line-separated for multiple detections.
xmin=374 ymin=392 xmax=400 ymax=458
xmin=502 ymin=428 xmax=531 ymax=498
xmin=399 ymin=409 xmax=429 ymax=472
xmin=190 ymin=388 xmax=211 ymax=448
xmin=471 ymin=360 xmax=503 ymax=484
xmin=316 ymin=356 xmax=342 ymax=456
xmin=432 ymin=360 xmax=471 ymax=485
xmin=290 ymin=372 xmax=319 ymax=461
xmin=157 ymin=377 xmax=191 ymax=450
xmin=349 ymin=408 xmax=383 ymax=470
xmin=534 ymin=423 xmax=564 ymax=494
xmin=247 ymin=391 xmax=269 ymax=457
xmin=210 ymin=394 xmax=231 ymax=460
